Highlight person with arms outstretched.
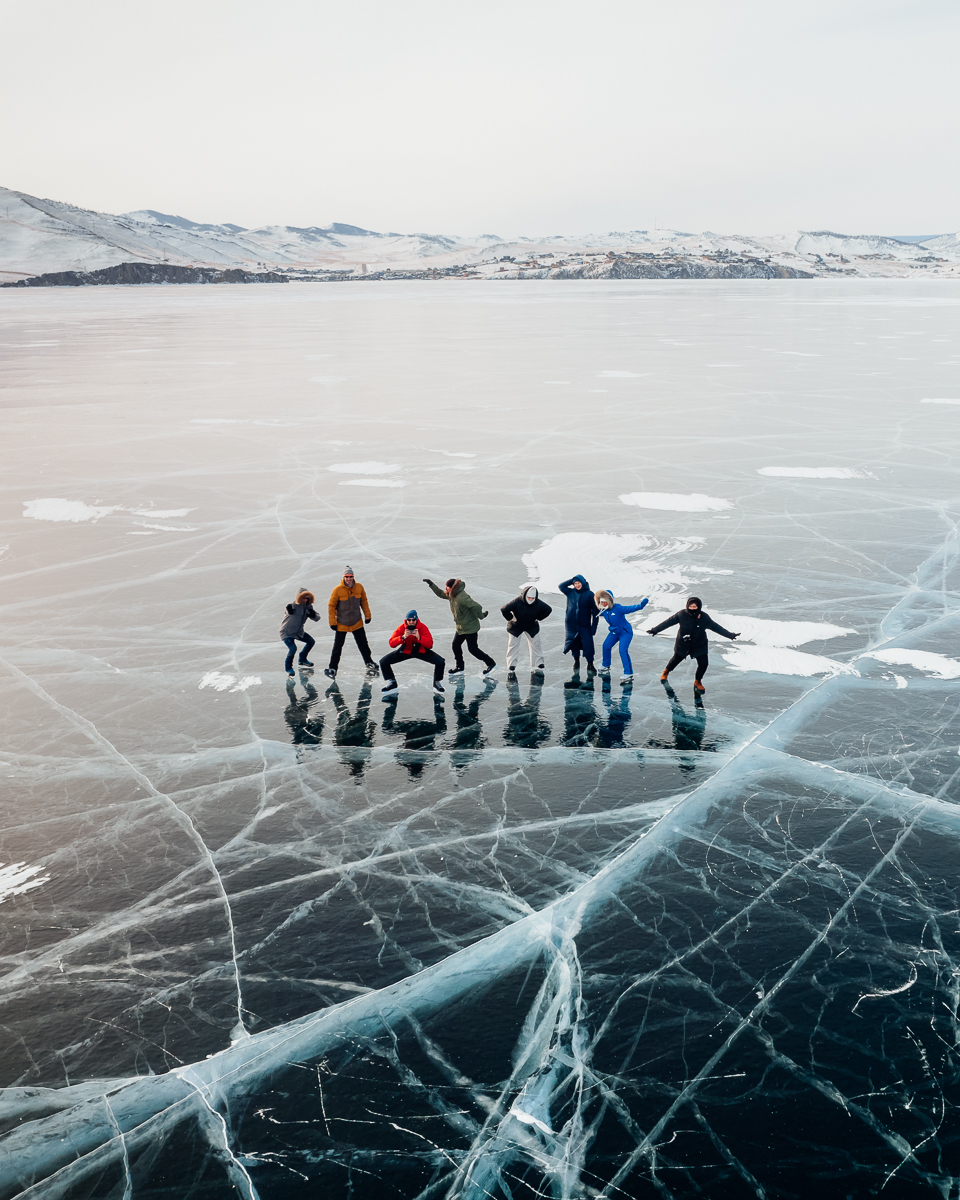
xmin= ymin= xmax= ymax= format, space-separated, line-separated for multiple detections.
xmin=647 ymin=596 xmax=739 ymax=692
xmin=595 ymin=590 xmax=648 ymax=682
xmin=423 ymin=577 xmax=496 ymax=676
xmin=379 ymin=609 xmax=446 ymax=698
xmin=325 ymin=566 xmax=376 ymax=679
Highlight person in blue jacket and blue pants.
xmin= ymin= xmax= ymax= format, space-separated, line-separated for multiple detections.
xmin=595 ymin=590 xmax=648 ymax=682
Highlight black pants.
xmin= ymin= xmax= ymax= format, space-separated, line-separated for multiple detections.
xmin=665 ymin=649 xmax=709 ymax=681
xmin=379 ymin=647 xmax=445 ymax=683
xmin=283 ymin=633 xmax=315 ymax=671
xmin=452 ymin=632 xmax=495 ymax=670
xmin=329 ymin=627 xmax=373 ymax=669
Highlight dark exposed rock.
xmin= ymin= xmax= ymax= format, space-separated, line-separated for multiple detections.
xmin=2 ymin=262 xmax=288 ymax=288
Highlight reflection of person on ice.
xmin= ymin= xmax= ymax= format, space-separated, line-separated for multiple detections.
xmin=325 ymin=566 xmax=376 ymax=680
xmin=279 ymin=589 xmax=321 ymax=676
xmin=379 ymin=610 xmax=446 ymax=698
xmin=500 ymin=585 xmax=551 ymax=675
xmin=559 ymin=575 xmax=600 ymax=672
xmin=647 ymin=596 xmax=739 ymax=693
xmin=423 ymin=577 xmax=496 ymax=677
xmin=595 ymin=590 xmax=648 ymax=682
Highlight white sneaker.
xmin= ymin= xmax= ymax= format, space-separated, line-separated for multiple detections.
xmin=621 ymin=674 xmax=634 ymax=683
xmin=599 ymin=667 xmax=610 ymax=676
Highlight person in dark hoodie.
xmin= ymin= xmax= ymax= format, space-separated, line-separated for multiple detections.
xmin=423 ymin=577 xmax=496 ymax=676
xmin=279 ymin=588 xmax=321 ymax=676
xmin=559 ymin=575 xmax=600 ymax=671
xmin=647 ymin=596 xmax=739 ymax=693
xmin=500 ymin=584 xmax=552 ymax=674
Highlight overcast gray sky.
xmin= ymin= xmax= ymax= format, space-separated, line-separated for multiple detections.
xmin=3 ymin=0 xmax=957 ymax=235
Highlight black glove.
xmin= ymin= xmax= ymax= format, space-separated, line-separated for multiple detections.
xmin=422 ymin=578 xmax=432 ymax=584
xmin=480 ymin=610 xmax=488 ymax=619
xmin=330 ymin=625 xmax=337 ymax=631
xmin=731 ymin=633 xmax=740 ymax=639
xmin=647 ymin=630 xmax=656 ymax=636
xmin=365 ymin=618 xmax=371 ymax=624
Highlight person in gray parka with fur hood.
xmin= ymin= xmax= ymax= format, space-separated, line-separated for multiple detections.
xmin=279 ymin=589 xmax=320 ymax=676
xmin=423 ymin=576 xmax=497 ymax=677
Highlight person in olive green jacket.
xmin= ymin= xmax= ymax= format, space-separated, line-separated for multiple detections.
xmin=423 ymin=576 xmax=497 ymax=677
xmin=325 ymin=565 xmax=376 ymax=679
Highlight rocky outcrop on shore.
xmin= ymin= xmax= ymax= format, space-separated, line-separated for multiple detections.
xmin=1 ymin=262 xmax=288 ymax=288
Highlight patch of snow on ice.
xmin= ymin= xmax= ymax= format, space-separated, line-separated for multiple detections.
xmin=861 ymin=648 xmax=960 ymax=679
xmin=230 ymin=676 xmax=261 ymax=692
xmin=130 ymin=508 xmax=195 ymax=518
xmin=133 ymin=523 xmax=198 ymax=532
xmin=199 ymin=672 xmax=235 ymax=692
xmin=620 ymin=492 xmax=734 ymax=512
xmin=757 ymin=467 xmax=872 ymax=478
xmin=339 ymin=478 xmax=406 ymax=488
xmin=328 ymin=462 xmax=400 ymax=474
xmin=723 ymin=646 xmax=857 ymax=677
xmin=523 ymin=533 xmax=700 ymax=597
xmin=23 ymin=498 xmax=120 ymax=523
xmin=0 ymin=861 xmax=50 ymax=904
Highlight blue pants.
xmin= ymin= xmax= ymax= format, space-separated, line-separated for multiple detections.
xmin=602 ymin=629 xmax=633 ymax=674
xmin=283 ymin=632 xmax=315 ymax=671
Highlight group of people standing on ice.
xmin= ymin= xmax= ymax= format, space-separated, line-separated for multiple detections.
xmin=280 ymin=567 xmax=740 ymax=699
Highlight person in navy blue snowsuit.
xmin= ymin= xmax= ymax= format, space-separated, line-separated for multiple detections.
xmin=559 ymin=575 xmax=600 ymax=669
xmin=595 ymin=590 xmax=648 ymax=680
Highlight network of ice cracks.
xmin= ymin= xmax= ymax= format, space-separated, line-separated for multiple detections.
xmin=3 ymin=528 xmax=960 ymax=1200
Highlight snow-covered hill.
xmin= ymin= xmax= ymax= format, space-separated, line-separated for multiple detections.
xmin=1 ymin=185 xmax=958 ymax=283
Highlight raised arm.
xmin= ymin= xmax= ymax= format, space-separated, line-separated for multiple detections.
xmin=647 ymin=612 xmax=679 ymax=636
xmin=703 ymin=614 xmax=739 ymax=640
xmin=423 ymin=579 xmax=447 ymax=599
xmin=558 ymin=577 xmax=576 ymax=596
xmin=622 ymin=599 xmax=649 ymax=616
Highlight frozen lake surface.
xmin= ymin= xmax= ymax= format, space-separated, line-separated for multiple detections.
xmin=1 ymin=279 xmax=960 ymax=1198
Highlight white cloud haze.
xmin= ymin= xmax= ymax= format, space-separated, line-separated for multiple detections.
xmin=2 ymin=0 xmax=957 ymax=235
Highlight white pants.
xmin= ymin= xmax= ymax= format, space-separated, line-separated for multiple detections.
xmin=506 ymin=631 xmax=544 ymax=669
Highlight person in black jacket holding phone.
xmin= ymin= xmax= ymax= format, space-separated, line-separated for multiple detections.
xmin=647 ymin=596 xmax=739 ymax=693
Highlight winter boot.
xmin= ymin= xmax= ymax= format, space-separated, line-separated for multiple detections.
xmin=323 ymin=667 xmax=337 ymax=680
xmin=433 ymin=680 xmax=445 ymax=694
xmin=482 ymin=663 xmax=498 ymax=676
xmin=381 ymin=680 xmax=399 ymax=699
xmin=693 ymin=679 xmax=706 ymax=693
xmin=365 ymin=662 xmax=379 ymax=677
xmin=660 ymin=669 xmax=670 ymax=682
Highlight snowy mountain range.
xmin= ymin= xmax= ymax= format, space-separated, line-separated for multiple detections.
xmin=2 ymin=185 xmax=958 ymax=284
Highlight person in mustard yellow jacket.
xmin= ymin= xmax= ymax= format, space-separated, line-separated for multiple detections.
xmin=324 ymin=566 xmax=376 ymax=679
